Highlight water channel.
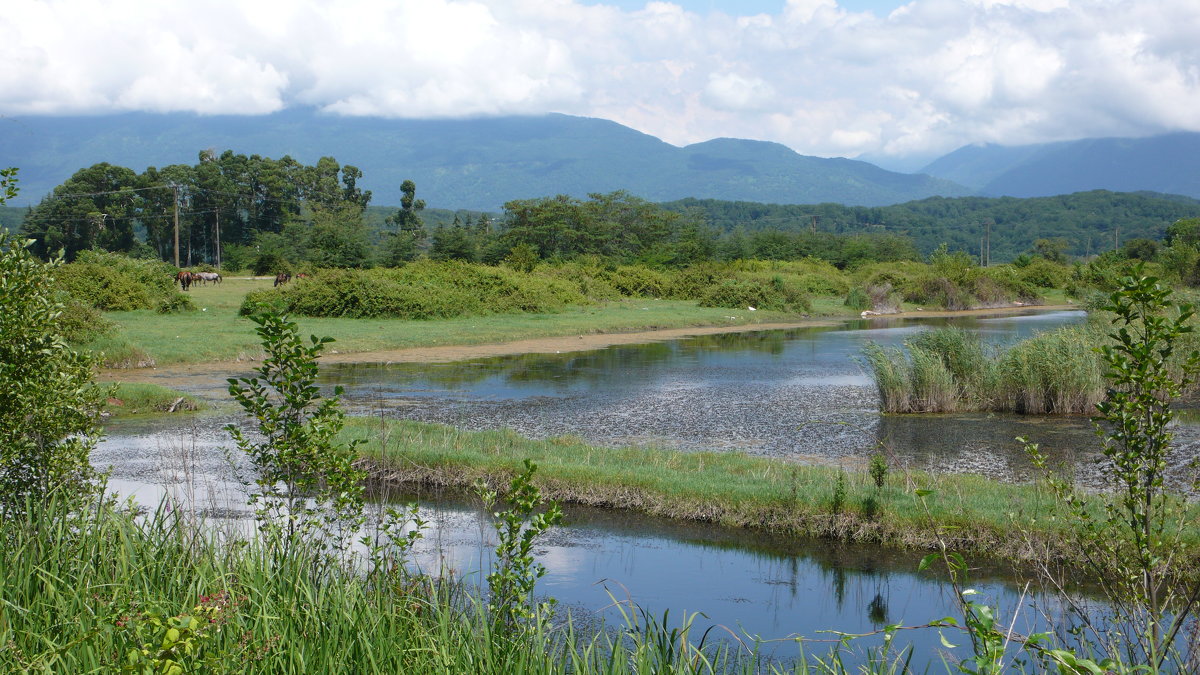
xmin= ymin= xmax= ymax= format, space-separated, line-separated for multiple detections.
xmin=98 ymin=309 xmax=1173 ymax=665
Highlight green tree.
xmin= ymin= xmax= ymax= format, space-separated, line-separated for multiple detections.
xmin=22 ymin=162 xmax=143 ymax=260
xmin=429 ymin=224 xmax=477 ymax=262
xmin=1121 ymin=237 xmax=1159 ymax=261
xmin=387 ymin=179 xmax=426 ymax=240
xmin=304 ymin=203 xmax=370 ymax=268
xmin=0 ymin=172 xmax=104 ymax=517
xmin=226 ymin=314 xmax=366 ymax=557
xmin=1027 ymin=272 xmax=1200 ymax=669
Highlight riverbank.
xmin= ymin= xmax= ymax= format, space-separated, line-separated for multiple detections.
xmin=347 ymin=417 xmax=1193 ymax=569
xmin=95 ymin=274 xmax=1074 ymax=375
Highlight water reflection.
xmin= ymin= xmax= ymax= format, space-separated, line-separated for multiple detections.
xmin=320 ymin=310 xmax=1123 ymax=478
xmin=95 ymin=413 xmax=1105 ymax=668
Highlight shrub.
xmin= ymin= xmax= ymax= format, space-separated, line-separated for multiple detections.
xmin=55 ymin=263 xmax=151 ymax=311
xmin=697 ymin=278 xmax=811 ymax=313
xmin=251 ymin=251 xmax=290 ymax=276
xmin=0 ymin=233 xmax=104 ymax=518
xmin=56 ymin=298 xmax=114 ymax=344
xmin=844 ymin=286 xmax=869 ymax=311
xmin=156 ymin=292 xmax=196 ymax=314
xmin=55 ymin=252 xmax=188 ymax=312
xmin=241 ymin=263 xmax=586 ymax=320
xmin=605 ymin=265 xmax=672 ymax=298
xmin=1017 ymin=258 xmax=1071 ymax=289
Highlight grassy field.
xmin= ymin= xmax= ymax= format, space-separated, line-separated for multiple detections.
xmin=87 ymin=277 xmax=833 ymax=368
xmin=346 ymin=418 xmax=1197 ymax=567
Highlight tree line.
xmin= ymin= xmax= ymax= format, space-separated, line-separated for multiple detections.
xmin=20 ymin=154 xmax=1200 ymax=273
xmin=665 ymin=191 xmax=1200 ymax=262
xmin=17 ymin=156 xmax=924 ymax=272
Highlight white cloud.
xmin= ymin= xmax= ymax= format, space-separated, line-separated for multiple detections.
xmin=1 ymin=0 xmax=1198 ymax=159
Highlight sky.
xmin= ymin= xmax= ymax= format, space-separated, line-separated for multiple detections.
xmin=2 ymin=0 xmax=1198 ymax=164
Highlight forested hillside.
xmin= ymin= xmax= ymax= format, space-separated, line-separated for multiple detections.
xmin=665 ymin=191 xmax=1200 ymax=261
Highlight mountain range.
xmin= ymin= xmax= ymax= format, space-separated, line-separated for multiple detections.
xmin=920 ymin=132 xmax=1200 ymax=199
xmin=2 ymin=110 xmax=1198 ymax=210
xmin=1 ymin=110 xmax=966 ymax=210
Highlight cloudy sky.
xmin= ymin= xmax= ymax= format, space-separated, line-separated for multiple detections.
xmin=3 ymin=0 xmax=1198 ymax=164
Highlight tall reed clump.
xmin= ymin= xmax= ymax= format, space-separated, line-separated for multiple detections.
xmin=998 ymin=325 xmax=1107 ymax=414
xmin=865 ymin=325 xmax=1109 ymax=414
xmin=864 ymin=328 xmax=994 ymax=413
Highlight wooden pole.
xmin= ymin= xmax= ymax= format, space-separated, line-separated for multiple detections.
xmin=215 ymin=210 xmax=221 ymax=270
xmin=172 ymin=184 xmax=180 ymax=268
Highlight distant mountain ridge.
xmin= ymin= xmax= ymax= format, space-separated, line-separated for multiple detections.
xmin=0 ymin=110 xmax=967 ymax=210
xmin=921 ymin=132 xmax=1200 ymax=199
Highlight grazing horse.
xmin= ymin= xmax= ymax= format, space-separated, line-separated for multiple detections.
xmin=274 ymin=272 xmax=292 ymax=287
xmin=175 ymin=270 xmax=193 ymax=291
xmin=196 ymin=272 xmax=222 ymax=285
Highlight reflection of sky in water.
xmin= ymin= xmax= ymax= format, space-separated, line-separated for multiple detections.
xmin=326 ymin=310 xmax=1087 ymax=403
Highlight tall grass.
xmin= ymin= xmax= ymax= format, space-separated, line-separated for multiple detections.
xmin=866 ymin=325 xmax=1108 ymax=414
xmin=0 ymin=491 xmax=907 ymax=674
xmin=1000 ymin=327 xmax=1106 ymax=414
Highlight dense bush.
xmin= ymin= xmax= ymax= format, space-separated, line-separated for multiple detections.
xmin=56 ymin=263 xmax=151 ymax=311
xmin=697 ymin=277 xmax=811 ymax=313
xmin=55 ymin=251 xmax=192 ymax=312
xmin=56 ymin=299 xmax=114 ymax=344
xmin=241 ymin=262 xmax=586 ymax=320
xmin=1016 ymin=258 xmax=1071 ymax=289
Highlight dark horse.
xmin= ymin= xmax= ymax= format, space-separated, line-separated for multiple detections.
xmin=274 ymin=272 xmax=292 ymax=287
xmin=175 ymin=270 xmax=194 ymax=291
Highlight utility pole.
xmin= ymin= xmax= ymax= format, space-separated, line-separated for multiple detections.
xmin=1114 ymin=224 xmax=1120 ymax=252
xmin=810 ymin=215 xmax=818 ymax=234
xmin=985 ymin=220 xmax=991 ymax=267
xmin=172 ymin=184 xmax=180 ymax=268
xmin=214 ymin=210 xmax=221 ymax=270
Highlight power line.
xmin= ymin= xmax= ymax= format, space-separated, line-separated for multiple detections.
xmin=23 ymin=208 xmax=221 ymax=226
xmin=41 ymin=184 xmax=172 ymax=199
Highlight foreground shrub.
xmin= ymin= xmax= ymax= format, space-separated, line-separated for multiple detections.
xmin=55 ymin=263 xmax=151 ymax=310
xmin=0 ymin=233 xmax=104 ymax=518
xmin=56 ymin=298 xmax=114 ymax=344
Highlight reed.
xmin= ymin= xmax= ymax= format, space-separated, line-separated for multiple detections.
xmin=865 ymin=325 xmax=1108 ymax=414
xmin=998 ymin=326 xmax=1107 ymax=414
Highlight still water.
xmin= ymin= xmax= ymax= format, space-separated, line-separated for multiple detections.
xmin=96 ymin=309 xmax=1133 ymax=664
xmin=97 ymin=415 xmax=1089 ymax=665
xmin=321 ymin=310 xmax=1108 ymax=478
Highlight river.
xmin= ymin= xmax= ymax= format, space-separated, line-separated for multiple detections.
xmin=97 ymin=309 xmax=1154 ymax=665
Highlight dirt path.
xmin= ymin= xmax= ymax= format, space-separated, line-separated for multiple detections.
xmin=101 ymin=303 xmax=1078 ymax=380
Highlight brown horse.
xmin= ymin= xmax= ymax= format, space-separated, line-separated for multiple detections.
xmin=175 ymin=270 xmax=194 ymax=291
xmin=274 ymin=272 xmax=292 ymax=287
